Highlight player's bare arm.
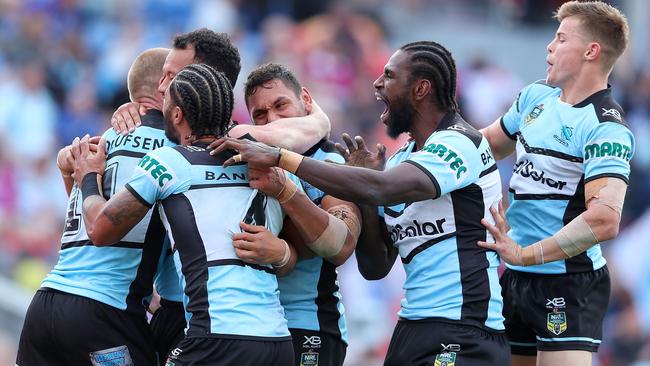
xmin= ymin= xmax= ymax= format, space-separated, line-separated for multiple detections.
xmin=355 ymin=205 xmax=397 ymax=280
xmin=479 ymin=176 xmax=627 ymax=265
xmin=81 ymin=190 xmax=151 ymax=246
xmin=248 ymin=165 xmax=361 ymax=265
xmin=210 ymin=99 xmax=331 ymax=155
xmin=335 ymin=134 xmax=396 ymax=279
xmin=480 ymin=117 xmax=516 ymax=161
xmin=212 ymin=137 xmax=437 ymax=206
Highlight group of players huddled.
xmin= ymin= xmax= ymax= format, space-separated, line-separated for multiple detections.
xmin=16 ymin=1 xmax=634 ymax=366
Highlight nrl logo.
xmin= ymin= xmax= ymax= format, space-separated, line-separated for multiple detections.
xmin=524 ymin=104 xmax=544 ymax=126
xmin=547 ymin=311 xmax=568 ymax=335
xmin=434 ymin=351 xmax=457 ymax=366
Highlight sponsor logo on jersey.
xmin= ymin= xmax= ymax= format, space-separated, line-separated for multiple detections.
xmin=434 ymin=352 xmax=457 ymax=366
xmin=601 ymin=108 xmax=622 ymax=121
xmin=421 ymin=143 xmax=467 ymax=179
xmin=389 ymin=219 xmax=446 ymax=243
xmin=138 ymin=155 xmax=174 ymax=187
xmin=300 ymin=351 xmax=319 ymax=366
xmin=204 ymin=171 xmax=246 ymax=181
xmin=524 ymin=104 xmax=544 ymax=126
xmin=547 ymin=311 xmax=568 ymax=335
xmin=90 ymin=345 xmax=133 ymax=366
xmin=513 ymin=159 xmax=568 ymax=190
xmin=553 ymin=125 xmax=574 ymax=147
xmin=584 ymin=141 xmax=632 ymax=161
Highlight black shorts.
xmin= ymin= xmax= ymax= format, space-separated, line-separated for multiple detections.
xmin=501 ymin=266 xmax=610 ymax=355
xmin=151 ymin=298 xmax=186 ymax=364
xmin=164 ymin=337 xmax=294 ymax=366
xmin=384 ymin=318 xmax=509 ymax=366
xmin=289 ymin=328 xmax=346 ymax=366
xmin=16 ymin=288 xmax=157 ymax=366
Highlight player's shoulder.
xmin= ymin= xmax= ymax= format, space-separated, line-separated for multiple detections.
xmin=516 ymin=79 xmax=560 ymax=111
xmin=428 ymin=112 xmax=483 ymax=150
xmin=575 ymin=88 xmax=627 ymax=127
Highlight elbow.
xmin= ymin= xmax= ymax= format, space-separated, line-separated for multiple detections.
xmin=598 ymin=218 xmax=620 ymax=242
xmin=589 ymin=208 xmax=621 ymax=242
xmin=86 ymin=226 xmax=117 ymax=247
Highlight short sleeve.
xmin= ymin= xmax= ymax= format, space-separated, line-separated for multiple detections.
xmin=501 ymin=81 xmax=557 ymax=140
xmin=403 ymin=132 xmax=481 ymax=198
xmin=500 ymin=90 xmax=524 ymax=139
xmin=125 ymin=147 xmax=189 ymax=207
xmin=583 ymin=122 xmax=634 ymax=184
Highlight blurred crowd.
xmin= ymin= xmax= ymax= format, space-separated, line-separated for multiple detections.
xmin=0 ymin=0 xmax=648 ymax=365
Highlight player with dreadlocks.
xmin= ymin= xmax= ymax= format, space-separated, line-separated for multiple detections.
xmin=71 ymin=63 xmax=296 ymax=365
xmin=210 ymin=41 xmax=510 ymax=365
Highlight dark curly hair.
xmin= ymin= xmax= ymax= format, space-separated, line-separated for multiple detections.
xmin=400 ymin=41 xmax=458 ymax=112
xmin=169 ymin=64 xmax=234 ymax=137
xmin=173 ymin=28 xmax=241 ymax=87
xmin=243 ymin=63 xmax=302 ymax=106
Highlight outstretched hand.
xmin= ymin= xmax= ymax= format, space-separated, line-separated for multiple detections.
xmin=208 ymin=137 xmax=281 ymax=168
xmin=335 ymin=133 xmax=386 ymax=171
xmin=477 ymin=201 xmax=526 ymax=266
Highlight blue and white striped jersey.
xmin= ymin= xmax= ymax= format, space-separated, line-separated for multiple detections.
xmin=278 ymin=139 xmax=348 ymax=344
xmin=380 ymin=112 xmax=505 ymax=331
xmin=126 ymin=142 xmax=295 ymax=340
xmin=501 ymin=81 xmax=634 ymax=274
xmin=42 ymin=110 xmax=175 ymax=317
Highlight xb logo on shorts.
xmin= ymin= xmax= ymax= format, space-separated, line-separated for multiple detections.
xmin=545 ymin=297 xmax=568 ymax=335
xmin=303 ymin=335 xmax=322 ymax=348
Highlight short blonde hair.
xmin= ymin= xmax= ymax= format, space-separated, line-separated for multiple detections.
xmin=555 ymin=1 xmax=629 ymax=71
xmin=127 ymin=48 xmax=170 ymax=101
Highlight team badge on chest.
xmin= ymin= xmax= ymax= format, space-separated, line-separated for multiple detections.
xmin=524 ymin=104 xmax=544 ymax=126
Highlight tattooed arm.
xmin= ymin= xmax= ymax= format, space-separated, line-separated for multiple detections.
xmin=82 ymin=188 xmax=150 ymax=246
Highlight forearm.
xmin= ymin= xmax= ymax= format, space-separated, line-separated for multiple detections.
xmin=62 ymin=174 xmax=74 ymax=196
xmin=268 ymin=107 xmax=329 ymax=153
xmin=280 ymin=190 xmax=330 ymax=243
xmin=233 ymin=107 xmax=329 ymax=154
xmin=81 ymin=193 xmax=113 ymax=246
xmin=295 ymin=158 xmax=390 ymax=205
xmin=355 ymin=206 xmax=396 ymax=280
xmin=274 ymin=241 xmax=298 ymax=277
xmin=519 ymin=206 xmax=619 ymax=265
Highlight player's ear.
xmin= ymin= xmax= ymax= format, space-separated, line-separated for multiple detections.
xmin=584 ymin=42 xmax=601 ymax=62
xmin=173 ymin=106 xmax=183 ymax=125
xmin=413 ymin=79 xmax=431 ymax=102
xmin=301 ymin=87 xmax=313 ymax=114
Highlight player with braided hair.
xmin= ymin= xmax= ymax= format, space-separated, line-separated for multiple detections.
xmin=70 ymin=63 xmax=297 ymax=365
xmin=211 ymin=41 xmax=510 ymax=365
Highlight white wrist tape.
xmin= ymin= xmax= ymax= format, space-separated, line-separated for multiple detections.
xmin=272 ymin=240 xmax=291 ymax=268
xmin=553 ymin=214 xmax=599 ymax=258
xmin=308 ymin=214 xmax=348 ymax=258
